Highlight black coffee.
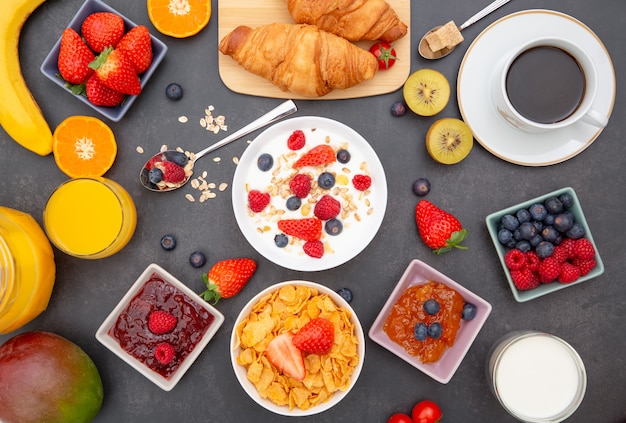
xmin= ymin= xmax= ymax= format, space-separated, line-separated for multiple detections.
xmin=506 ymin=46 xmax=585 ymax=124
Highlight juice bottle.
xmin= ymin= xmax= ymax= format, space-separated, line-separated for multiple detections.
xmin=43 ymin=177 xmax=136 ymax=259
xmin=0 ymin=206 xmax=56 ymax=334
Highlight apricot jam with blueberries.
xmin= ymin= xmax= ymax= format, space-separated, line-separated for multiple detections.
xmin=383 ymin=281 xmax=464 ymax=363
xmin=109 ymin=273 xmax=215 ymax=378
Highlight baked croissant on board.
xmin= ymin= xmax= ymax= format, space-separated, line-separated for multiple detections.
xmin=218 ymin=23 xmax=378 ymax=98
xmin=286 ymin=0 xmax=407 ymax=43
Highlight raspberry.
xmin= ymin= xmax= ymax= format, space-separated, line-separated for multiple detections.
xmin=551 ymin=245 xmax=569 ymax=264
xmin=154 ymin=342 xmax=175 ymax=365
xmin=525 ymin=251 xmax=540 ymax=272
xmin=155 ymin=161 xmax=186 ymax=183
xmin=314 ymin=195 xmax=341 ymax=220
xmin=289 ymin=174 xmax=312 ymax=198
xmin=558 ymin=238 xmax=577 ymax=259
xmin=352 ymin=174 xmax=372 ymax=191
xmin=537 ymin=256 xmax=561 ymax=283
xmin=573 ymin=238 xmax=595 ymax=260
xmin=148 ymin=311 xmax=177 ymax=334
xmin=303 ymin=240 xmax=324 ymax=258
xmin=558 ymin=262 xmax=581 ymax=283
xmin=510 ymin=267 xmax=540 ymax=291
xmin=248 ymin=190 xmax=270 ymax=213
xmin=287 ymin=129 xmax=306 ymax=150
xmin=504 ymin=249 xmax=527 ymax=270
xmin=572 ymin=257 xmax=596 ymax=276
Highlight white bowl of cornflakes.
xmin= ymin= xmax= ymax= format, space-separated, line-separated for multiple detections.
xmin=231 ymin=281 xmax=365 ymax=416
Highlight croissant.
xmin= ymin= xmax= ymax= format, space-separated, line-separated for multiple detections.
xmin=219 ymin=23 xmax=378 ymax=98
xmin=286 ymin=0 xmax=407 ymax=43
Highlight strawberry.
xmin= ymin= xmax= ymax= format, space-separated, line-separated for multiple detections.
xmin=558 ymin=262 xmax=581 ymax=283
xmin=81 ymin=12 xmax=125 ymax=53
xmin=148 ymin=311 xmax=177 ymax=334
xmin=116 ymin=25 xmax=153 ymax=74
xmin=289 ymin=173 xmax=311 ymax=198
xmin=277 ymin=218 xmax=322 ymax=241
xmin=89 ymin=47 xmax=141 ymax=96
xmin=292 ymin=317 xmax=335 ymax=355
xmin=293 ymin=144 xmax=336 ymax=168
xmin=537 ymin=256 xmax=561 ymax=283
xmin=154 ymin=342 xmax=175 ymax=365
xmin=57 ymin=28 xmax=95 ymax=84
xmin=352 ymin=174 xmax=372 ymax=191
xmin=504 ymin=249 xmax=526 ymax=270
xmin=265 ymin=332 xmax=305 ymax=380
xmin=511 ymin=267 xmax=540 ymax=290
xmin=85 ymin=74 xmax=125 ymax=106
xmin=200 ymin=258 xmax=257 ymax=304
xmin=248 ymin=190 xmax=270 ymax=212
xmin=303 ymin=240 xmax=324 ymax=258
xmin=154 ymin=161 xmax=185 ymax=183
xmin=287 ymin=129 xmax=306 ymax=150
xmin=313 ymin=195 xmax=340 ymax=220
xmin=415 ymin=200 xmax=468 ymax=254
xmin=573 ymin=238 xmax=595 ymax=260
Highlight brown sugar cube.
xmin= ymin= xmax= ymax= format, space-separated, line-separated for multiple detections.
xmin=424 ymin=21 xmax=464 ymax=52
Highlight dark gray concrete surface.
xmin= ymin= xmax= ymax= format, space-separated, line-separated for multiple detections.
xmin=1 ymin=0 xmax=625 ymax=421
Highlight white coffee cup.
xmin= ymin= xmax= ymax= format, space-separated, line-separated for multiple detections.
xmin=493 ymin=37 xmax=608 ymax=133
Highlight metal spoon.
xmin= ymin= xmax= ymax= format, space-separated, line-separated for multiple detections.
xmin=418 ymin=0 xmax=513 ymax=59
xmin=140 ymin=100 xmax=297 ymax=192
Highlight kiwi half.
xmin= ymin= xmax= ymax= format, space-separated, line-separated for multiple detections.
xmin=403 ymin=69 xmax=450 ymax=116
xmin=426 ymin=118 xmax=473 ymax=164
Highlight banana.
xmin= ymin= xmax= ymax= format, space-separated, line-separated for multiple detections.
xmin=0 ymin=0 xmax=52 ymax=156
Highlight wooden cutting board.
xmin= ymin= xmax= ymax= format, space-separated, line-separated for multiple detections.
xmin=217 ymin=0 xmax=411 ymax=100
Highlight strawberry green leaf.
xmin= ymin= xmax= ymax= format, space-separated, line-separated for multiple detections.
xmin=433 ymin=229 xmax=468 ymax=254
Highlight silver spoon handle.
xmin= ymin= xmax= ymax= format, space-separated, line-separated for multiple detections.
xmin=459 ymin=0 xmax=512 ymax=30
xmin=194 ymin=100 xmax=298 ymax=160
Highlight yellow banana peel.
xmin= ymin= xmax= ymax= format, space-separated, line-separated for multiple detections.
xmin=0 ymin=0 xmax=53 ymax=156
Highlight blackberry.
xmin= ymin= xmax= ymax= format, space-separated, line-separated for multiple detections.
xmin=286 ymin=196 xmax=301 ymax=211
xmin=462 ymin=303 xmax=477 ymax=320
xmin=529 ymin=203 xmax=548 ymax=221
xmin=189 ymin=251 xmax=206 ymax=268
xmin=257 ymin=153 xmax=273 ymax=171
xmin=160 ymin=234 xmax=177 ymax=251
xmin=423 ymin=299 xmax=440 ymax=315
xmin=336 ymin=149 xmax=351 ymax=164
xmin=414 ymin=322 xmax=428 ymax=341
xmin=165 ymin=83 xmax=183 ymax=100
xmin=427 ymin=322 xmax=443 ymax=339
xmin=536 ymin=241 xmax=555 ymax=258
xmin=544 ymin=196 xmax=563 ymax=214
xmin=553 ymin=213 xmax=574 ymax=232
xmin=566 ymin=223 xmax=585 ymax=239
xmin=559 ymin=192 xmax=574 ymax=209
xmin=163 ymin=151 xmax=189 ymax=167
xmin=336 ymin=287 xmax=353 ymax=303
xmin=412 ymin=178 xmax=431 ymax=196
xmin=501 ymin=214 xmax=520 ymax=231
xmin=274 ymin=233 xmax=289 ymax=248
xmin=391 ymin=101 xmax=407 ymax=117
xmin=325 ymin=219 xmax=343 ymax=236
xmin=317 ymin=172 xmax=335 ymax=189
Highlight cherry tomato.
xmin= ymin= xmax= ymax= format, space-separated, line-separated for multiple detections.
xmin=369 ymin=42 xmax=398 ymax=70
xmin=388 ymin=413 xmax=414 ymax=423
xmin=412 ymin=400 xmax=443 ymax=423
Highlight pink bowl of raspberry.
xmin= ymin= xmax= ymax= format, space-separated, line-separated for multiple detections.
xmin=95 ymin=263 xmax=224 ymax=390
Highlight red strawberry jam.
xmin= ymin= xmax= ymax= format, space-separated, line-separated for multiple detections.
xmin=109 ymin=273 xmax=215 ymax=378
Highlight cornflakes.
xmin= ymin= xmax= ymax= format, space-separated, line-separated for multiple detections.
xmin=235 ymin=285 xmax=360 ymax=411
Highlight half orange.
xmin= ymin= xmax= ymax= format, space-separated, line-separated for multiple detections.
xmin=52 ymin=116 xmax=117 ymax=178
xmin=147 ymin=0 xmax=211 ymax=38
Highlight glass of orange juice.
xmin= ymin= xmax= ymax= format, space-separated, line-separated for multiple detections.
xmin=44 ymin=177 xmax=137 ymax=259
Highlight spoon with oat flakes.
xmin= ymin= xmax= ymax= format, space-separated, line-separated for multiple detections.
xmin=140 ymin=100 xmax=297 ymax=192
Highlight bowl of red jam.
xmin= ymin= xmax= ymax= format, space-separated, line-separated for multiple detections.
xmin=96 ymin=263 xmax=224 ymax=391
xmin=368 ymin=259 xmax=491 ymax=384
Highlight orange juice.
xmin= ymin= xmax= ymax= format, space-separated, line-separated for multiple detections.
xmin=0 ymin=206 xmax=56 ymax=334
xmin=44 ymin=178 xmax=136 ymax=259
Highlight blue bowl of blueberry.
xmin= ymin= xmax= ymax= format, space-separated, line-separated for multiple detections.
xmin=486 ymin=187 xmax=604 ymax=302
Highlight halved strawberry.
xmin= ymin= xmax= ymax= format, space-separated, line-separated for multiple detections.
xmin=292 ymin=317 xmax=335 ymax=355
xmin=277 ymin=218 xmax=322 ymax=241
xmin=293 ymin=144 xmax=336 ymax=168
xmin=265 ymin=332 xmax=305 ymax=380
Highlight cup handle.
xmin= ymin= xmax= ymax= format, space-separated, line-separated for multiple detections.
xmin=581 ymin=108 xmax=608 ymax=128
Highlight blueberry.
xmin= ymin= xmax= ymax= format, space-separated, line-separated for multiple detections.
xmin=391 ymin=101 xmax=407 ymax=117
xmin=257 ymin=153 xmax=273 ymax=171
xmin=274 ymin=233 xmax=289 ymax=248
xmin=553 ymin=213 xmax=574 ymax=233
xmin=541 ymin=226 xmax=559 ymax=242
xmin=543 ymin=214 xmax=556 ymax=226
xmin=414 ymin=322 xmax=428 ymax=341
xmin=149 ymin=168 xmax=163 ymax=184
xmin=325 ymin=218 xmax=343 ymax=236
xmin=566 ymin=223 xmax=585 ymax=239
xmin=165 ymin=83 xmax=183 ymax=100
xmin=516 ymin=208 xmax=531 ymax=223
xmin=518 ymin=221 xmax=537 ymax=240
xmin=317 ymin=172 xmax=335 ymax=189
xmin=160 ymin=234 xmax=177 ymax=251
xmin=544 ymin=196 xmax=563 ymax=214
xmin=515 ymin=240 xmax=532 ymax=252
xmin=286 ymin=196 xmax=301 ymax=211
xmin=559 ymin=193 xmax=574 ymax=209
xmin=163 ymin=150 xmax=189 ymax=167
xmin=530 ymin=234 xmax=543 ymax=247
xmin=497 ymin=228 xmax=513 ymax=245
xmin=336 ymin=287 xmax=353 ymax=303
xmin=462 ymin=303 xmax=477 ymax=320
xmin=336 ymin=149 xmax=351 ymax=164
xmin=428 ymin=322 xmax=443 ymax=339
xmin=532 ymin=220 xmax=544 ymax=232
xmin=189 ymin=251 xmax=206 ymax=268
xmin=412 ymin=178 xmax=431 ymax=196
xmin=501 ymin=214 xmax=520 ymax=231
xmin=423 ymin=299 xmax=440 ymax=315
xmin=513 ymin=229 xmax=522 ymax=241
xmin=536 ymin=241 xmax=555 ymax=258
xmin=529 ymin=203 xmax=548 ymax=221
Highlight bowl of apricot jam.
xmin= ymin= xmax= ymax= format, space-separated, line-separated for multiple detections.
xmin=96 ymin=263 xmax=224 ymax=391
xmin=368 ymin=259 xmax=491 ymax=383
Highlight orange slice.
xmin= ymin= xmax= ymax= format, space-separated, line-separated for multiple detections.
xmin=52 ymin=116 xmax=117 ymax=178
xmin=147 ymin=0 xmax=211 ymax=38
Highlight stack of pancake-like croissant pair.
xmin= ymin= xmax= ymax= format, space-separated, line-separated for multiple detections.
xmin=219 ymin=0 xmax=407 ymax=97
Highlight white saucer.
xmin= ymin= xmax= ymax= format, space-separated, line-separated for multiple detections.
xmin=457 ymin=9 xmax=615 ymax=166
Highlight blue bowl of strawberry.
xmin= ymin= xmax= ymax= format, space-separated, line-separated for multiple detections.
xmin=40 ymin=0 xmax=167 ymax=122
xmin=485 ymin=187 xmax=604 ymax=302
